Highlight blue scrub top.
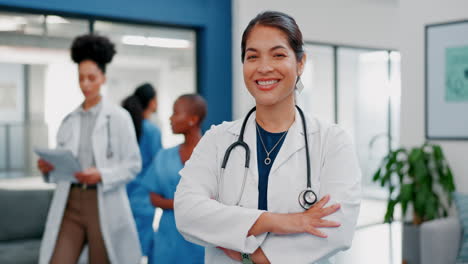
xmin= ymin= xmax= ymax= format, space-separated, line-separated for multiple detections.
xmin=141 ymin=146 xmax=205 ymax=264
xmin=139 ymin=119 xmax=163 ymax=170
xmin=256 ymin=122 xmax=287 ymax=211
xmin=127 ymin=119 xmax=162 ymax=256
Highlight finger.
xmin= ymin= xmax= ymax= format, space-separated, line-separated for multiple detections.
xmin=318 ymin=203 xmax=341 ymax=218
xmin=75 ymin=173 xmax=85 ymax=181
xmin=307 ymin=194 xmax=330 ymax=211
xmin=306 ymin=227 xmax=328 ymax=238
xmin=314 ymin=219 xmax=341 ymax=228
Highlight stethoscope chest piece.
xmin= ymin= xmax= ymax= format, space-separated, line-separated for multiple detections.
xmin=298 ymin=188 xmax=318 ymax=210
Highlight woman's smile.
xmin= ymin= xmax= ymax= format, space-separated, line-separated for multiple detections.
xmin=255 ymin=78 xmax=280 ymax=91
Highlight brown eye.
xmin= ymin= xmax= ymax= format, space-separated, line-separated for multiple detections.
xmin=88 ymin=75 xmax=96 ymax=82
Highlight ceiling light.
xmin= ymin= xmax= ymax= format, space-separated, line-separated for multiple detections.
xmin=121 ymin=35 xmax=191 ymax=49
xmin=121 ymin=35 xmax=147 ymax=46
xmin=146 ymin=37 xmax=191 ymax=49
xmin=46 ymin=15 xmax=69 ymax=24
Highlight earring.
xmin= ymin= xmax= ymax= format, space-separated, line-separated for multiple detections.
xmin=295 ymin=76 xmax=304 ymax=93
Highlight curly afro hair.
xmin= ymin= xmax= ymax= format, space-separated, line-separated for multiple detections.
xmin=71 ymin=34 xmax=116 ymax=73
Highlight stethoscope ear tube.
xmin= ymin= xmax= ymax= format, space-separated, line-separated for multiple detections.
xmin=295 ymin=106 xmax=318 ymax=209
xmin=221 ymin=106 xmax=255 ymax=169
xmin=295 ymin=105 xmax=311 ymax=190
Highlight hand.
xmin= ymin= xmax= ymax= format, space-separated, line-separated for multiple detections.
xmin=216 ymin=247 xmax=242 ymax=262
xmin=75 ymin=167 xmax=101 ymax=185
xmin=257 ymin=194 xmax=341 ymax=238
xmin=149 ymin=192 xmax=174 ymax=210
xmin=37 ymin=159 xmax=54 ymax=174
xmin=296 ymin=194 xmax=341 ymax=237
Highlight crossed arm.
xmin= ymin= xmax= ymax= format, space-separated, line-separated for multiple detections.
xmin=217 ymin=194 xmax=341 ymax=263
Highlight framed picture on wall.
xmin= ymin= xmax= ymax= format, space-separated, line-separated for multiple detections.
xmin=425 ymin=20 xmax=468 ymax=140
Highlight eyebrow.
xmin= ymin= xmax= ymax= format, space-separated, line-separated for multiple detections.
xmin=245 ymin=45 xmax=287 ymax=53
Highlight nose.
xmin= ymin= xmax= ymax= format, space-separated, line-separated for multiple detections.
xmin=257 ymin=58 xmax=274 ymax=74
xmin=80 ymin=78 xmax=90 ymax=89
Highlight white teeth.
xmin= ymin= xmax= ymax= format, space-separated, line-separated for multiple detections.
xmin=257 ymin=80 xmax=278 ymax=85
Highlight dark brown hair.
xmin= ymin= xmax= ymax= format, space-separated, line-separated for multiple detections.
xmin=241 ymin=11 xmax=304 ymax=63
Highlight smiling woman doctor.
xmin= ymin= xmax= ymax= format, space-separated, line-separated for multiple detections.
xmin=174 ymin=11 xmax=361 ymax=264
xmin=37 ymin=34 xmax=142 ymax=264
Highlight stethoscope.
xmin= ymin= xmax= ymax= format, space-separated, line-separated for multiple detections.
xmin=106 ymin=115 xmax=113 ymax=159
xmin=216 ymin=105 xmax=318 ymax=210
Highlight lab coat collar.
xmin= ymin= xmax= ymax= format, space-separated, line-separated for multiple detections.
xmin=69 ymin=97 xmax=113 ymax=131
xmin=226 ymin=108 xmax=319 ymax=136
xmin=77 ymin=99 xmax=103 ymax=115
xmin=226 ymin=108 xmax=319 ymax=177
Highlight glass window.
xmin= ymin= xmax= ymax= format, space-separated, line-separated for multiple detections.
xmin=0 ymin=11 xmax=197 ymax=178
xmin=0 ymin=12 xmax=88 ymax=48
xmin=299 ymin=44 xmax=335 ymax=123
xmin=389 ymin=51 xmax=401 ymax=150
xmin=337 ymin=48 xmax=391 ymax=187
xmin=94 ymin=20 xmax=197 ymax=147
xmin=0 ymin=11 xmax=89 ymax=178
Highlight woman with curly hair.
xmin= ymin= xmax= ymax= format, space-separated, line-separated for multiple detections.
xmin=37 ymin=34 xmax=142 ymax=264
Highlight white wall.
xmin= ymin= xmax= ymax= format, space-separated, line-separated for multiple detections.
xmin=399 ymin=0 xmax=468 ymax=192
xmin=232 ymin=0 xmax=400 ymax=119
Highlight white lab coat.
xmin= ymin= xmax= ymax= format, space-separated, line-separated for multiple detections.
xmin=174 ymin=109 xmax=361 ymax=264
xmin=39 ymin=99 xmax=142 ymax=264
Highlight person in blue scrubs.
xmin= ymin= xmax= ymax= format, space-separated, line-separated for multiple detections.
xmin=122 ymin=83 xmax=162 ymax=258
xmin=141 ymin=94 xmax=206 ymax=264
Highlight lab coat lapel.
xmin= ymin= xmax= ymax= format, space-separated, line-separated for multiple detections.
xmin=93 ymin=99 xmax=110 ymax=136
xmin=62 ymin=107 xmax=81 ymax=156
xmin=269 ymin=111 xmax=304 ymax=175
xmin=91 ymin=99 xmax=111 ymax=166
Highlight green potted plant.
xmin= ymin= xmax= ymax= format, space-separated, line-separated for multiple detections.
xmin=372 ymin=143 xmax=455 ymax=224
xmin=372 ymin=143 xmax=456 ymax=264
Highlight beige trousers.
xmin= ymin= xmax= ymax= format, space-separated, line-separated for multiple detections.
xmin=50 ymin=187 xmax=110 ymax=264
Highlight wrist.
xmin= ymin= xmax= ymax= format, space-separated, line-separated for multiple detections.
xmin=272 ymin=212 xmax=303 ymax=234
xmin=251 ymin=247 xmax=270 ymax=264
xmin=241 ymin=252 xmax=255 ymax=264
